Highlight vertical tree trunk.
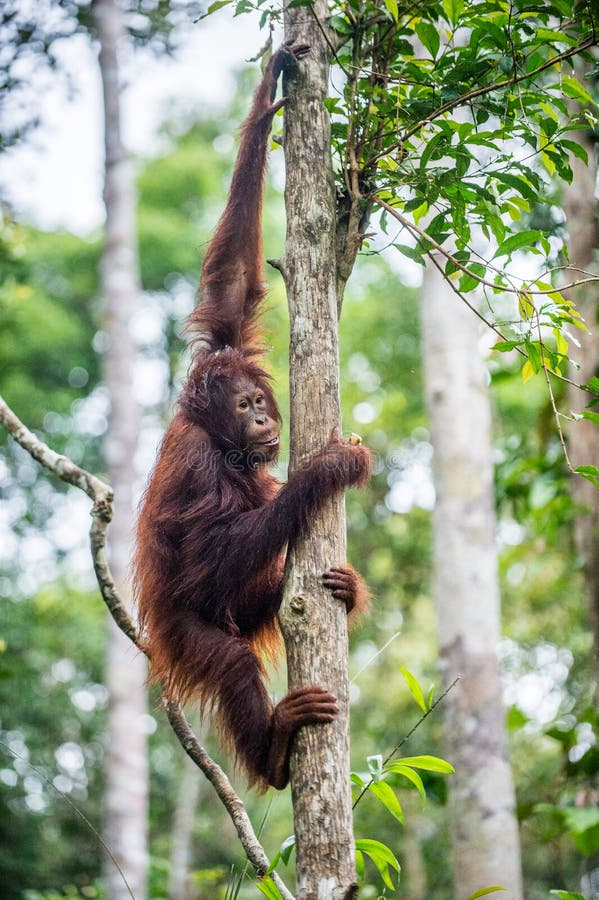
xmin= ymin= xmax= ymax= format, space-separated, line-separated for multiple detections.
xmin=169 ymin=745 xmax=201 ymax=900
xmin=420 ymin=259 xmax=523 ymax=899
xmin=280 ymin=7 xmax=357 ymax=898
xmin=94 ymin=1 xmax=148 ymax=897
xmin=562 ymin=80 xmax=599 ymax=702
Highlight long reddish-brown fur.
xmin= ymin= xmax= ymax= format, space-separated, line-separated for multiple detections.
xmin=133 ymin=43 xmax=371 ymax=790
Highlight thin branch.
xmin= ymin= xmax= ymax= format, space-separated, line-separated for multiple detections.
xmin=0 ymin=394 xmax=294 ymax=900
xmin=165 ymin=702 xmax=294 ymax=900
xmin=375 ymin=198 xmax=598 ymax=404
xmin=373 ymin=193 xmax=599 ymax=298
xmin=352 ymin=676 xmax=460 ymax=810
xmin=534 ymin=311 xmax=575 ymax=473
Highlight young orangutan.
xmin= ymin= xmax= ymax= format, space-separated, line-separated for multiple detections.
xmin=133 ymin=42 xmax=371 ymax=789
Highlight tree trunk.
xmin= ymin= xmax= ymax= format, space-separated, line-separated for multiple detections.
xmin=169 ymin=735 xmax=201 ymax=900
xmin=420 ymin=258 xmax=523 ymax=899
xmin=562 ymin=79 xmax=599 ymax=702
xmin=95 ymin=1 xmax=148 ymax=897
xmin=280 ymin=7 xmax=357 ymax=898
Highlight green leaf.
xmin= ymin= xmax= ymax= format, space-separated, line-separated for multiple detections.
xmin=400 ymin=665 xmax=427 ymax=712
xmin=388 ymin=763 xmax=426 ymax=799
xmin=467 ymin=889 xmax=506 ymax=899
xmin=524 ymin=340 xmax=542 ymax=373
xmin=518 ymin=289 xmax=535 ymax=320
xmin=582 ymin=411 xmax=599 ymax=426
xmin=256 ymin=875 xmax=284 ymax=899
xmin=368 ymin=780 xmax=405 ymax=823
xmin=561 ymin=75 xmax=595 ymax=105
xmin=355 ymin=839 xmax=401 ymax=891
xmin=493 ymin=231 xmax=542 ymax=259
xmin=561 ymin=140 xmax=589 ymax=165
xmin=279 ymin=834 xmax=296 ymax=866
xmin=541 ymin=141 xmax=557 ymax=177
xmin=393 ymin=243 xmax=426 ymax=265
xmin=328 ymin=15 xmax=353 ymax=35
xmin=413 ymin=201 xmax=429 ymax=224
xmin=415 ymin=22 xmax=440 ymax=59
xmin=387 ymin=755 xmax=454 ymax=774
xmin=493 ymin=341 xmax=519 ymax=352
xmin=367 ymin=754 xmax=383 ymax=781
xmin=550 ymin=892 xmax=589 ymax=900
xmin=427 ymin=684 xmax=435 ymax=709
xmin=493 ymin=172 xmax=538 ymax=203
xmin=575 ymin=466 xmax=599 ymax=488
xmin=585 ymin=377 xmax=599 ymax=393
xmin=382 ymin=0 xmax=399 ymax=22
xmin=441 ymin=0 xmax=464 ymax=25
xmin=355 ymin=850 xmax=365 ymax=879
xmin=506 ymin=706 xmax=529 ymax=731
xmin=265 ymin=834 xmax=295 ymax=874
xmin=198 ymin=0 xmax=233 ymax=19
xmin=420 ymin=131 xmax=447 ymax=170
xmin=522 ymin=360 xmax=535 ymax=384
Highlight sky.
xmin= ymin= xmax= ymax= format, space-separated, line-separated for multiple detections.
xmin=1 ymin=11 xmax=265 ymax=234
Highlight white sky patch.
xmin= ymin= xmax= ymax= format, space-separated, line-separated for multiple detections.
xmin=1 ymin=14 xmax=264 ymax=235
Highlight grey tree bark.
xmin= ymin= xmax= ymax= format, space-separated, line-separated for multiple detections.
xmin=95 ymin=0 xmax=149 ymax=897
xmin=420 ymin=258 xmax=523 ymax=899
xmin=562 ymin=81 xmax=599 ymax=701
xmin=279 ymin=6 xmax=358 ymax=898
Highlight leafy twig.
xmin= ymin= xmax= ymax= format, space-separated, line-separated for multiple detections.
xmin=352 ymin=675 xmax=460 ymax=809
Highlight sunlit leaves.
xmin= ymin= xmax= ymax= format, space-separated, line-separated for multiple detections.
xmin=386 ymin=755 xmax=455 ymax=774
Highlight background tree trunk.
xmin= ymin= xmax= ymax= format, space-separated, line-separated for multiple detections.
xmin=168 ymin=734 xmax=201 ymax=900
xmin=280 ymin=6 xmax=357 ymax=898
xmin=95 ymin=0 xmax=148 ymax=897
xmin=420 ymin=258 xmax=523 ymax=899
xmin=562 ymin=77 xmax=599 ymax=702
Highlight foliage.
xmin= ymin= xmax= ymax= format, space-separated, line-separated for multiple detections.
xmin=0 ymin=583 xmax=106 ymax=900
xmin=0 ymin=216 xmax=100 ymax=440
xmin=202 ymin=0 xmax=599 ymax=482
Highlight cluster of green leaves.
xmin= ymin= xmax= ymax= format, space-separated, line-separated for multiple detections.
xmin=328 ymin=0 xmax=597 ymax=255
xmin=0 ymin=216 xmax=100 ymax=435
xmin=330 ymin=0 xmax=599 ymax=483
xmin=0 ymin=583 xmax=106 ymax=900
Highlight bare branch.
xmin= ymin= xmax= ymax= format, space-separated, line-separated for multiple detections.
xmin=165 ymin=701 xmax=295 ymax=900
xmin=0 ymin=393 xmax=293 ymax=899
